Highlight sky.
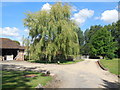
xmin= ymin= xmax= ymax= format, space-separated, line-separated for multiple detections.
xmin=0 ymin=1 xmax=119 ymax=44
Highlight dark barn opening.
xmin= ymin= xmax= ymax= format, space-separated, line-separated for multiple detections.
xmin=0 ymin=38 xmax=25 ymax=61
xmin=2 ymin=49 xmax=18 ymax=59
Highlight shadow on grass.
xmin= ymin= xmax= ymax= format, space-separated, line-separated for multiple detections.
xmin=29 ymin=60 xmax=79 ymax=64
xmin=2 ymin=70 xmax=39 ymax=89
xmin=28 ymin=55 xmax=76 ymax=64
xmin=101 ymin=79 xmax=120 ymax=89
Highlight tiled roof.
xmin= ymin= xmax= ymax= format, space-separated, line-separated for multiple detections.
xmin=0 ymin=38 xmax=24 ymax=49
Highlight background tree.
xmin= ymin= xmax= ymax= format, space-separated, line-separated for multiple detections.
xmin=75 ymin=27 xmax=84 ymax=54
xmin=83 ymin=24 xmax=118 ymax=59
xmin=13 ymin=40 xmax=20 ymax=45
xmin=82 ymin=25 xmax=103 ymax=55
xmin=104 ymin=21 xmax=120 ymax=58
xmin=75 ymin=28 xmax=84 ymax=46
xmin=84 ymin=25 xmax=103 ymax=43
xmin=24 ymin=2 xmax=80 ymax=61
xmin=24 ymin=37 xmax=31 ymax=60
xmin=89 ymin=28 xmax=117 ymax=59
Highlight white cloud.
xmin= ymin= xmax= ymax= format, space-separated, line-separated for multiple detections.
xmin=71 ymin=6 xmax=77 ymax=12
xmin=94 ymin=17 xmax=100 ymax=20
xmin=100 ymin=9 xmax=118 ymax=23
xmin=0 ymin=27 xmax=30 ymax=45
xmin=24 ymin=29 xmax=29 ymax=34
xmin=71 ymin=8 xmax=94 ymax=25
xmin=0 ymin=27 xmax=24 ymax=45
xmin=41 ymin=3 xmax=51 ymax=11
xmin=0 ymin=27 xmax=20 ymax=37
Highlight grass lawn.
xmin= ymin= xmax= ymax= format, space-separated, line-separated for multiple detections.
xmin=100 ymin=58 xmax=120 ymax=75
xmin=28 ymin=59 xmax=84 ymax=65
xmin=59 ymin=59 xmax=84 ymax=65
xmin=2 ymin=70 xmax=52 ymax=88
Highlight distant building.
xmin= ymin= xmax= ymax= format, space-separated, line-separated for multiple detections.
xmin=0 ymin=38 xmax=25 ymax=61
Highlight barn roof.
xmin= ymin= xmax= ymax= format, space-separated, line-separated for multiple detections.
xmin=0 ymin=38 xmax=24 ymax=50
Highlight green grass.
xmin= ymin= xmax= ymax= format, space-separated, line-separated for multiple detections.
xmin=2 ymin=70 xmax=52 ymax=89
xmin=59 ymin=59 xmax=84 ymax=65
xmin=28 ymin=59 xmax=84 ymax=65
xmin=100 ymin=58 xmax=120 ymax=75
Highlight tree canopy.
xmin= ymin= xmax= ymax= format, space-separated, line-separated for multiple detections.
xmin=24 ymin=2 xmax=80 ymax=61
xmin=89 ymin=27 xmax=117 ymax=59
xmin=82 ymin=23 xmax=119 ymax=59
xmin=23 ymin=2 xmax=119 ymax=60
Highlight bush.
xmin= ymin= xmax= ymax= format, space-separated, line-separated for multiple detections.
xmin=25 ymin=55 xmax=29 ymax=60
xmin=67 ymin=56 xmax=73 ymax=61
xmin=106 ymin=53 xmax=115 ymax=59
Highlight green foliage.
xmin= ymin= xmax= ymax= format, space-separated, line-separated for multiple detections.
xmin=81 ymin=25 xmax=102 ymax=56
xmin=22 ymin=37 xmax=31 ymax=60
xmin=82 ymin=25 xmax=103 ymax=55
xmin=28 ymin=59 xmax=84 ymax=64
xmin=75 ymin=28 xmax=84 ymax=46
xmin=104 ymin=21 xmax=120 ymax=58
xmin=24 ymin=2 xmax=80 ymax=61
xmin=84 ymin=25 xmax=102 ymax=43
xmin=83 ymin=24 xmax=118 ymax=59
xmin=81 ymin=43 xmax=91 ymax=55
xmin=89 ymin=28 xmax=117 ymax=59
xmin=13 ymin=40 xmax=20 ymax=45
xmin=59 ymin=59 xmax=84 ymax=64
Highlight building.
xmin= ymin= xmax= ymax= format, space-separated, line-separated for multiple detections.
xmin=0 ymin=38 xmax=25 ymax=61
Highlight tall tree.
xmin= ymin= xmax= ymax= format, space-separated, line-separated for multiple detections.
xmin=84 ymin=25 xmax=103 ymax=44
xmin=89 ymin=27 xmax=117 ymax=59
xmin=23 ymin=37 xmax=31 ymax=60
xmin=24 ymin=2 xmax=80 ymax=61
xmin=76 ymin=28 xmax=84 ymax=46
xmin=104 ymin=21 xmax=120 ymax=57
xmin=82 ymin=25 xmax=103 ymax=55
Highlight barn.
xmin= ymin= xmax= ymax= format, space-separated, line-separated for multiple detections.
xmin=0 ymin=38 xmax=25 ymax=61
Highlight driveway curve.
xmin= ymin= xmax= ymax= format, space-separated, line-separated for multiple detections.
xmin=1 ymin=59 xmax=119 ymax=88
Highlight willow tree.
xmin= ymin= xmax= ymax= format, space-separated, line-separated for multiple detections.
xmin=24 ymin=3 xmax=80 ymax=61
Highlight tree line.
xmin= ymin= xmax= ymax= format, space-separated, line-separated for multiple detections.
xmin=81 ymin=21 xmax=120 ymax=59
xmin=23 ymin=2 xmax=120 ymax=61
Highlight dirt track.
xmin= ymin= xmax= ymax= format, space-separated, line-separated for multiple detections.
xmin=1 ymin=59 xmax=119 ymax=88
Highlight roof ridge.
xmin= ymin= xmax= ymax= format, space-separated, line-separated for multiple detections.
xmin=0 ymin=38 xmax=24 ymax=50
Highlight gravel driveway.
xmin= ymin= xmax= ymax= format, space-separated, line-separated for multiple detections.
xmin=1 ymin=59 xmax=119 ymax=88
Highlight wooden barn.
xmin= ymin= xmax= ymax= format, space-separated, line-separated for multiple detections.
xmin=0 ymin=38 xmax=25 ymax=61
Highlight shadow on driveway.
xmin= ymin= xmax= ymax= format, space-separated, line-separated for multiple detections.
xmin=101 ymin=79 xmax=120 ymax=89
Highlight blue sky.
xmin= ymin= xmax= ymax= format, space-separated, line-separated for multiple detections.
xmin=0 ymin=2 xmax=119 ymax=44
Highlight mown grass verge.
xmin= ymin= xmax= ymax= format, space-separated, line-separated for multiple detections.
xmin=100 ymin=58 xmax=120 ymax=75
xmin=59 ymin=59 xmax=84 ymax=65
